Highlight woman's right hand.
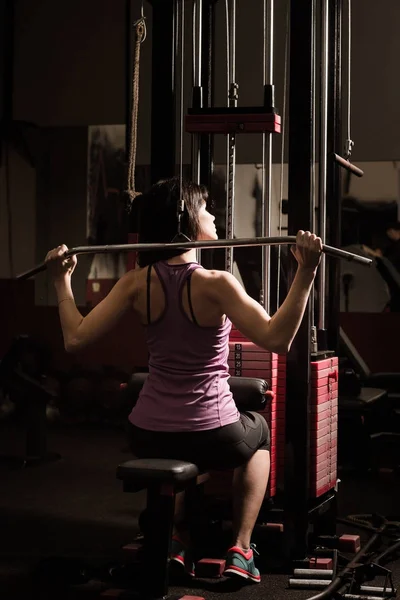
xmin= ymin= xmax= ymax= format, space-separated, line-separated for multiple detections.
xmin=45 ymin=244 xmax=77 ymax=281
xmin=291 ymin=230 xmax=322 ymax=271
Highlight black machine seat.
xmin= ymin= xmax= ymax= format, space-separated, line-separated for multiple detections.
xmin=340 ymin=327 xmax=400 ymax=397
xmin=117 ymin=458 xmax=199 ymax=489
xmin=339 ymin=387 xmax=387 ymax=412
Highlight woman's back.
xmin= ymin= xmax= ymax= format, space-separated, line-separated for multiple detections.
xmin=129 ymin=260 xmax=240 ymax=432
xmin=133 ymin=260 xmax=226 ymax=328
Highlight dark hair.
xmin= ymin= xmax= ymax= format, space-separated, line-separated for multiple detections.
xmin=387 ymin=222 xmax=400 ymax=231
xmin=129 ymin=177 xmax=209 ymax=267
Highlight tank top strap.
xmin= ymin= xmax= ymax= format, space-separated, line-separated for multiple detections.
xmin=184 ymin=264 xmax=204 ymax=325
xmin=146 ymin=264 xmax=153 ymax=324
xmin=178 ymin=263 xmax=204 ymax=295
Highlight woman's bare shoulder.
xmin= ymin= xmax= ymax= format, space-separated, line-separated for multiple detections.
xmin=118 ymin=267 xmax=147 ymax=298
xmin=194 ymin=267 xmax=236 ymax=293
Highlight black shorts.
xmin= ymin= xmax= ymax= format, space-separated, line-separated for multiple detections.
xmin=129 ymin=411 xmax=270 ymax=471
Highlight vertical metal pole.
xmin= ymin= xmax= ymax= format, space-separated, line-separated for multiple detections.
xmin=194 ymin=0 xmax=203 ymax=89
xmin=229 ymin=0 xmax=236 ymax=84
xmin=149 ymin=0 xmax=177 ymax=183
xmin=225 ymin=0 xmax=237 ymax=274
xmin=261 ymin=0 xmax=274 ymax=313
xmin=192 ymin=0 xmax=203 ymax=262
xmin=192 ymin=136 xmax=201 ymax=184
xmin=192 ymin=0 xmax=203 ymax=186
xmin=198 ymin=0 xmax=216 ymax=270
xmin=326 ymin=0 xmax=343 ymax=352
xmin=318 ymin=0 xmax=329 ymax=336
xmin=285 ymin=0 xmax=316 ymax=560
xmin=199 ymin=0 xmax=215 ymax=188
xmin=344 ymin=0 xmax=353 ymax=159
xmin=310 ymin=0 xmax=317 ymax=341
xmin=225 ymin=133 xmax=236 ymax=272
xmin=178 ymin=0 xmax=185 ymax=193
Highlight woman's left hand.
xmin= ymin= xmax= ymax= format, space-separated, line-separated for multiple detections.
xmin=45 ymin=244 xmax=77 ymax=280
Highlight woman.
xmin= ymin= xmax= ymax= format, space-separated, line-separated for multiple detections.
xmin=46 ymin=177 xmax=322 ymax=583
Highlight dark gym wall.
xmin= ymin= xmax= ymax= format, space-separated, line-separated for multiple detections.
xmin=2 ymin=0 xmax=400 ymax=290
xmin=350 ymin=1 xmax=400 ymax=162
xmin=34 ymin=128 xmax=93 ymax=306
xmin=13 ymin=0 xmax=151 ymax=162
xmin=14 ymin=0 xmax=126 ymax=127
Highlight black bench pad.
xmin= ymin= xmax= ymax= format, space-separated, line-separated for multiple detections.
xmin=117 ymin=458 xmax=199 ymax=486
xmin=339 ymin=387 xmax=387 ymax=411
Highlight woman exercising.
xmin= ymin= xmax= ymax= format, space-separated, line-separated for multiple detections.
xmin=45 ymin=177 xmax=322 ymax=584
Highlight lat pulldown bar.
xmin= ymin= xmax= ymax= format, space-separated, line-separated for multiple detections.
xmin=16 ymin=236 xmax=372 ymax=281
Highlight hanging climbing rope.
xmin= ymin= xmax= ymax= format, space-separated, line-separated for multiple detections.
xmin=126 ymin=2 xmax=147 ymax=203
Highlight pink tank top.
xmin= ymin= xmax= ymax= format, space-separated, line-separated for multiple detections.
xmin=129 ymin=261 xmax=240 ymax=431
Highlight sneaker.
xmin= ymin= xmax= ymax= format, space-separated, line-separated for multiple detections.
xmin=223 ymin=544 xmax=261 ymax=583
xmin=170 ymin=536 xmax=195 ymax=577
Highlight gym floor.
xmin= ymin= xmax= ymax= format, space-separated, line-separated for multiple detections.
xmin=1 ymin=421 xmax=399 ymax=600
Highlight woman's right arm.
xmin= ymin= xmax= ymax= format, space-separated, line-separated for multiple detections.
xmin=209 ymin=231 xmax=322 ymax=353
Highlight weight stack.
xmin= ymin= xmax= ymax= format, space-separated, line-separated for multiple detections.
xmin=228 ymin=328 xmax=287 ymax=498
xmin=310 ymin=358 xmax=338 ymax=498
xmin=275 ymin=353 xmax=287 ymax=490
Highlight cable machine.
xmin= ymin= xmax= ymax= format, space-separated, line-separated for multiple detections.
xmin=145 ymin=0 xmax=353 ymax=563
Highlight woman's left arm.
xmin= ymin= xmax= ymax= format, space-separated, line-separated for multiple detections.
xmin=55 ymin=274 xmax=135 ymax=352
xmin=46 ymin=245 xmax=136 ymax=353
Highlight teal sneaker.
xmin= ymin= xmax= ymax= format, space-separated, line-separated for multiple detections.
xmin=170 ymin=536 xmax=195 ymax=577
xmin=223 ymin=544 xmax=261 ymax=583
